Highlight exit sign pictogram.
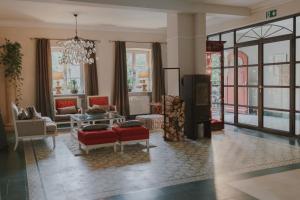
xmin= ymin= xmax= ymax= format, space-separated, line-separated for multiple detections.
xmin=266 ymin=10 xmax=277 ymax=19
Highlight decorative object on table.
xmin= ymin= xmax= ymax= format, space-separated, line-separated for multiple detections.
xmin=0 ymin=39 xmax=23 ymax=105
xmin=58 ymin=14 xmax=96 ymax=65
xmin=162 ymin=95 xmax=185 ymax=141
xmin=69 ymin=80 xmax=78 ymax=94
xmin=136 ymin=114 xmax=163 ymax=131
xmin=182 ymin=75 xmax=211 ymax=140
xmin=0 ymin=110 xmax=8 ymax=150
xmin=52 ymin=71 xmax=64 ymax=94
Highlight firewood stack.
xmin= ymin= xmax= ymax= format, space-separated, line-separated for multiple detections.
xmin=162 ymin=95 xmax=185 ymax=141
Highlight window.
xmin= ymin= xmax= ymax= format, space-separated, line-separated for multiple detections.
xmin=126 ymin=48 xmax=152 ymax=93
xmin=51 ymin=47 xmax=85 ymax=95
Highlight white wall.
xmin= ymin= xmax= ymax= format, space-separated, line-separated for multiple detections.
xmin=0 ymin=26 xmax=166 ymax=123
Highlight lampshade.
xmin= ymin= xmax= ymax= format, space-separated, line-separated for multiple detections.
xmin=138 ymin=71 xmax=149 ymax=78
xmin=52 ymin=71 xmax=64 ymax=80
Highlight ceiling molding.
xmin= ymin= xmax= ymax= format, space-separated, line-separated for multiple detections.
xmin=0 ymin=20 xmax=167 ymax=34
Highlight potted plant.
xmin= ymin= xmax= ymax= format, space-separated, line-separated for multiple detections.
xmin=69 ymin=79 xmax=78 ymax=94
xmin=0 ymin=39 xmax=23 ymax=105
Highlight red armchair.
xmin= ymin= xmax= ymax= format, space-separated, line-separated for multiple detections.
xmin=87 ymin=96 xmax=116 ymax=112
xmin=54 ymin=96 xmax=82 ymax=125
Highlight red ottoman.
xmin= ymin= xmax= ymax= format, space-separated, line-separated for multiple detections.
xmin=113 ymin=126 xmax=150 ymax=153
xmin=78 ymin=130 xmax=117 ymax=154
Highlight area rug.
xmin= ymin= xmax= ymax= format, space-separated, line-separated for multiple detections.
xmin=24 ymin=127 xmax=300 ymax=200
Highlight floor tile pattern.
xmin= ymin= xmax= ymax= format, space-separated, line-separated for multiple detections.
xmin=25 ymin=126 xmax=300 ymax=200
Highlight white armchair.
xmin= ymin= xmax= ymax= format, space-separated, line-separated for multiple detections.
xmin=11 ymin=103 xmax=57 ymax=151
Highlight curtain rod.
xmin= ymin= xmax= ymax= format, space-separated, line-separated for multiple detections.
xmin=30 ymin=37 xmax=101 ymax=43
xmin=109 ymin=40 xmax=167 ymax=44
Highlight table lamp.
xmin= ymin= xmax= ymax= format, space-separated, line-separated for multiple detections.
xmin=52 ymin=71 xmax=64 ymax=94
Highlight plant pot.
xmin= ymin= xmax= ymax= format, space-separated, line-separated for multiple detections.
xmin=71 ymin=89 xmax=78 ymax=94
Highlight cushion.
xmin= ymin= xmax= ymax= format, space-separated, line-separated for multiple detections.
xmin=46 ymin=121 xmax=57 ymax=133
xmin=17 ymin=109 xmax=30 ymax=120
xmin=54 ymin=115 xmax=71 ymax=122
xmin=26 ymin=106 xmax=42 ymax=119
xmin=119 ymin=120 xmax=144 ymax=128
xmin=86 ymin=105 xmax=106 ymax=114
xmin=81 ymin=124 xmax=108 ymax=131
xmin=89 ymin=96 xmax=109 ymax=107
xmin=78 ymin=130 xmax=117 ymax=145
xmin=56 ymin=99 xmax=77 ymax=109
xmin=57 ymin=106 xmax=77 ymax=115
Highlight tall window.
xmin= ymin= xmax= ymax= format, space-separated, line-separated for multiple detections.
xmin=126 ymin=48 xmax=152 ymax=93
xmin=51 ymin=47 xmax=85 ymax=95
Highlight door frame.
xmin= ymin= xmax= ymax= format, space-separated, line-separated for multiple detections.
xmin=234 ymin=34 xmax=295 ymax=136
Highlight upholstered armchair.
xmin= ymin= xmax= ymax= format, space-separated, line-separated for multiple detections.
xmin=87 ymin=96 xmax=116 ymax=112
xmin=54 ymin=96 xmax=82 ymax=125
xmin=11 ymin=103 xmax=57 ymax=151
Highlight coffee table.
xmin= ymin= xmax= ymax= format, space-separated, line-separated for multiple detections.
xmin=70 ymin=113 xmax=125 ymax=134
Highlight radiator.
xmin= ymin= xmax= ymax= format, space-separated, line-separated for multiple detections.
xmin=129 ymin=95 xmax=150 ymax=115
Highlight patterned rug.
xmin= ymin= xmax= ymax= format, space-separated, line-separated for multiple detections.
xmin=24 ymin=127 xmax=300 ymax=200
xmin=62 ymin=133 xmax=157 ymax=156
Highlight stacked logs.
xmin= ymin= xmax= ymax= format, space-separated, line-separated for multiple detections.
xmin=162 ymin=95 xmax=185 ymax=141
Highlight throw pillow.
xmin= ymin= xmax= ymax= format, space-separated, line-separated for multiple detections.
xmin=81 ymin=124 xmax=109 ymax=131
xmin=119 ymin=120 xmax=144 ymax=128
xmin=92 ymin=104 xmax=110 ymax=112
xmin=86 ymin=107 xmax=106 ymax=115
xmin=26 ymin=106 xmax=42 ymax=119
xmin=57 ymin=106 xmax=77 ymax=115
xmin=17 ymin=109 xmax=30 ymax=120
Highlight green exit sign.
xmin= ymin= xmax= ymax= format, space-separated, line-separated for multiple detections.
xmin=266 ymin=9 xmax=277 ymax=19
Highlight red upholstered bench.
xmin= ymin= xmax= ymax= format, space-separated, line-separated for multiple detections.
xmin=112 ymin=126 xmax=150 ymax=153
xmin=78 ymin=129 xmax=118 ymax=154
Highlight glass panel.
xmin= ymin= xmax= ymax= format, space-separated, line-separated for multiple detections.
xmin=238 ymin=107 xmax=258 ymax=126
xmin=264 ymin=109 xmax=289 ymax=131
xmin=224 ymin=49 xmax=234 ymax=67
xmin=264 ymin=40 xmax=290 ymax=63
xmin=224 ymin=68 xmax=234 ymax=85
xmin=268 ymin=18 xmax=293 ymax=37
xmin=238 ymin=46 xmax=258 ymax=65
xmin=238 ymin=67 xmax=258 ymax=85
xmin=236 ymin=27 xmax=258 ymax=43
xmin=297 ymin=64 xmax=300 ymax=86
xmin=296 ymin=113 xmax=300 ymax=135
xmin=297 ymin=17 xmax=300 ymax=36
xmin=135 ymin=53 xmax=147 ymax=66
xmin=208 ymin=35 xmax=219 ymax=41
xmin=221 ymin=32 xmax=234 ymax=48
xmin=212 ymin=86 xmax=221 ymax=104
xmin=296 ymin=39 xmax=300 ymax=61
xmin=264 ymin=88 xmax=289 ymax=110
xmin=224 ymin=87 xmax=234 ymax=104
xmin=264 ymin=64 xmax=289 ymax=86
xmin=206 ymin=52 xmax=221 ymax=68
xmin=212 ymin=104 xmax=221 ymax=121
xmin=224 ymin=105 xmax=234 ymax=123
xmin=211 ymin=68 xmax=221 ymax=84
xmin=296 ymin=88 xmax=300 ymax=111
xmin=238 ymin=87 xmax=258 ymax=107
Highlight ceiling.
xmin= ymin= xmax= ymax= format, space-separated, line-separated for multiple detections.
xmin=0 ymin=0 xmax=295 ymax=30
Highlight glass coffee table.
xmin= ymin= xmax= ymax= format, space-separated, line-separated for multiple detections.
xmin=70 ymin=112 xmax=125 ymax=134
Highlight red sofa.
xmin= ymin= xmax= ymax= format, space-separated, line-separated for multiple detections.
xmin=113 ymin=126 xmax=149 ymax=153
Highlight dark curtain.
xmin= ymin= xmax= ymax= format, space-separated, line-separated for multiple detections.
xmin=152 ymin=42 xmax=164 ymax=102
xmin=113 ymin=41 xmax=129 ymax=116
xmin=85 ymin=52 xmax=99 ymax=95
xmin=35 ymin=39 xmax=54 ymax=118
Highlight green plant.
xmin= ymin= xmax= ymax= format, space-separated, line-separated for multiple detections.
xmin=0 ymin=39 xmax=23 ymax=105
xmin=69 ymin=79 xmax=78 ymax=94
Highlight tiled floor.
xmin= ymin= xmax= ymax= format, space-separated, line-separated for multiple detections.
xmin=4 ymin=125 xmax=300 ymax=200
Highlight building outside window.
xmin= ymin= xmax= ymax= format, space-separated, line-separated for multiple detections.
xmin=126 ymin=48 xmax=152 ymax=93
xmin=51 ymin=47 xmax=85 ymax=95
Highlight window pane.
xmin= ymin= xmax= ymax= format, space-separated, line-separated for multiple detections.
xmin=224 ymin=68 xmax=234 ymax=85
xmin=212 ymin=104 xmax=221 ymax=120
xmin=224 ymin=49 xmax=234 ymax=67
xmin=297 ymin=17 xmax=300 ymax=36
xmin=296 ymin=64 xmax=300 ymax=86
xmin=264 ymin=88 xmax=289 ymax=110
xmin=238 ymin=87 xmax=258 ymax=107
xmin=208 ymin=35 xmax=219 ymax=41
xmin=211 ymin=68 xmax=221 ymax=84
xmin=238 ymin=107 xmax=258 ymax=126
xmin=264 ymin=40 xmax=290 ymax=63
xmin=236 ymin=27 xmax=257 ymax=43
xmin=224 ymin=87 xmax=234 ymax=104
xmin=127 ymin=52 xmax=133 ymax=67
xmin=264 ymin=64 xmax=289 ymax=86
xmin=296 ymin=89 xmax=300 ymax=111
xmin=212 ymin=86 xmax=221 ymax=104
xmin=221 ymin=32 xmax=234 ymax=48
xmin=296 ymin=113 xmax=300 ymax=135
xmin=264 ymin=110 xmax=289 ymax=131
xmin=296 ymin=39 xmax=300 ymax=61
xmin=224 ymin=105 xmax=234 ymax=123
xmin=135 ymin=53 xmax=147 ymax=66
xmin=238 ymin=46 xmax=258 ymax=65
xmin=238 ymin=67 xmax=258 ymax=85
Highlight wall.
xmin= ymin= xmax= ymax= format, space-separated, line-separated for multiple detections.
xmin=0 ymin=26 xmax=166 ymax=125
xmin=207 ymin=0 xmax=300 ymax=35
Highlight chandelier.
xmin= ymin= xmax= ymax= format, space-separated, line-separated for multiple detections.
xmin=58 ymin=14 xmax=96 ymax=65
